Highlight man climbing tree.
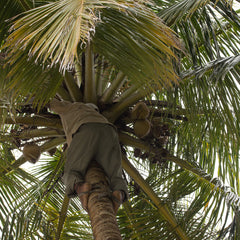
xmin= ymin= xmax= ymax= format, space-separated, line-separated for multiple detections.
xmin=49 ymin=98 xmax=128 ymax=213
xmin=3 ymin=1 xmax=240 ymax=240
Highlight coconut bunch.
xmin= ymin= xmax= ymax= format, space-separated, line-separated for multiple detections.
xmin=129 ymin=102 xmax=173 ymax=168
xmin=150 ymin=118 xmax=170 ymax=147
xmin=133 ymin=146 xmax=169 ymax=168
xmin=130 ymin=102 xmax=172 ymax=143
xmin=131 ymin=102 xmax=151 ymax=138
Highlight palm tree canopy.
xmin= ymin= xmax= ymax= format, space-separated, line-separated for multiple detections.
xmin=0 ymin=0 xmax=240 ymax=239
xmin=2 ymin=0 xmax=180 ymax=101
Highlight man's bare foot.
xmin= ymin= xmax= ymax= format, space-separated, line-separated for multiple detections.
xmin=75 ymin=182 xmax=92 ymax=211
xmin=112 ymin=190 xmax=124 ymax=214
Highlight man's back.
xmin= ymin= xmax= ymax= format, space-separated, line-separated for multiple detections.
xmin=50 ymin=99 xmax=109 ymax=145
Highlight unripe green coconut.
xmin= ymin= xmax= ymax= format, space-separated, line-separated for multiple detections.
xmin=23 ymin=143 xmax=41 ymax=164
xmin=131 ymin=102 xmax=150 ymax=120
xmin=133 ymin=119 xmax=151 ymax=138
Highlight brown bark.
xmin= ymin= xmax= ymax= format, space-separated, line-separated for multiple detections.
xmin=85 ymin=161 xmax=122 ymax=240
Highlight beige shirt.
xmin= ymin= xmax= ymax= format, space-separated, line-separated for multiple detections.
xmin=50 ymin=99 xmax=110 ymax=146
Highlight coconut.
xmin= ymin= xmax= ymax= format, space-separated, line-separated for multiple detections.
xmin=131 ymin=102 xmax=150 ymax=120
xmin=133 ymin=119 xmax=151 ymax=138
xmin=23 ymin=143 xmax=41 ymax=163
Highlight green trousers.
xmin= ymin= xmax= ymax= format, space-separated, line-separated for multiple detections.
xmin=63 ymin=123 xmax=128 ymax=200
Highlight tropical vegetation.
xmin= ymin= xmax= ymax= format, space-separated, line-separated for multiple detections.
xmin=0 ymin=0 xmax=239 ymax=239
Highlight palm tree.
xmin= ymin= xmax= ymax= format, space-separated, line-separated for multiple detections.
xmin=0 ymin=0 xmax=239 ymax=239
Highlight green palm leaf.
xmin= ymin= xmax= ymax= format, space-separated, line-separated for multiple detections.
xmin=3 ymin=0 xmax=180 ymax=91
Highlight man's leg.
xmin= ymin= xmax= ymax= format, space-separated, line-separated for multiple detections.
xmin=74 ymin=182 xmax=92 ymax=211
xmin=94 ymin=124 xmax=129 ymax=210
xmin=63 ymin=125 xmax=96 ymax=203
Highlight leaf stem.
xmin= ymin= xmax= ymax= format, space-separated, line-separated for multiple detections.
xmin=96 ymin=56 xmax=105 ymax=96
xmin=114 ymin=85 xmax=139 ymax=103
xmin=100 ymin=71 xmax=126 ymax=104
xmin=74 ymin=62 xmax=82 ymax=88
xmin=104 ymin=90 xmax=149 ymax=122
xmin=64 ymin=71 xmax=82 ymax=102
xmin=84 ymin=41 xmax=97 ymax=103
xmin=57 ymin=85 xmax=73 ymax=101
xmin=9 ymin=128 xmax=64 ymax=140
xmin=4 ymin=116 xmax=62 ymax=129
xmin=55 ymin=194 xmax=70 ymax=240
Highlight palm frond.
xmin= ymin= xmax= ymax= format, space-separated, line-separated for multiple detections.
xmin=159 ymin=0 xmax=212 ymax=26
xmin=3 ymin=0 xmax=94 ymax=68
xmin=158 ymin=0 xmax=237 ymax=27
xmin=93 ymin=6 xmax=180 ymax=89
xmin=3 ymin=0 xmax=180 ymax=91
xmin=0 ymin=149 xmax=92 ymax=239
xmin=0 ymin=0 xmax=32 ymax=43
xmin=121 ymin=154 xmax=224 ymax=240
xmin=122 ymin=155 xmax=189 ymax=240
xmin=149 ymin=0 xmax=240 ymax=205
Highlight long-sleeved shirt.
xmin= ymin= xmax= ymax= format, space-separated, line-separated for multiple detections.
xmin=50 ymin=99 xmax=111 ymax=146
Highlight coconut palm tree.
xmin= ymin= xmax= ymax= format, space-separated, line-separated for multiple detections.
xmin=0 ymin=0 xmax=240 ymax=239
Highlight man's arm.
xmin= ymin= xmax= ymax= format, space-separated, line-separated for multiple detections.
xmin=49 ymin=98 xmax=70 ymax=114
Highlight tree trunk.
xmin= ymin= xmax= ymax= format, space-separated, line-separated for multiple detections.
xmin=85 ymin=161 xmax=122 ymax=240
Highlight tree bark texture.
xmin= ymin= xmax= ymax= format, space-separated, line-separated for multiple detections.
xmin=85 ymin=161 xmax=122 ymax=240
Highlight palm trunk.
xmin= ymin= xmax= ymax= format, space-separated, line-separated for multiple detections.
xmin=85 ymin=161 xmax=122 ymax=240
